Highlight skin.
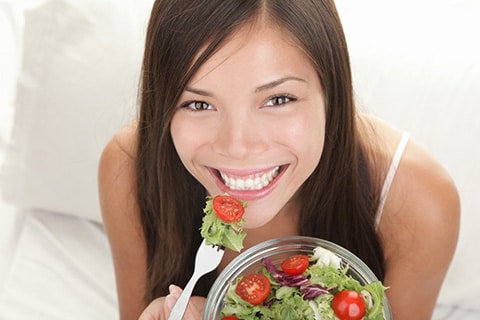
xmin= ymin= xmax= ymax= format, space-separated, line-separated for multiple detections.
xmin=171 ymin=22 xmax=325 ymax=231
xmin=98 ymin=20 xmax=460 ymax=320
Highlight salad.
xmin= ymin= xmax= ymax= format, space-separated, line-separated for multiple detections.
xmin=200 ymin=194 xmax=248 ymax=252
xmin=220 ymin=246 xmax=388 ymax=320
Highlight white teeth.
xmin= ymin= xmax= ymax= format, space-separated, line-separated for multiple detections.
xmin=220 ymin=167 xmax=280 ymax=191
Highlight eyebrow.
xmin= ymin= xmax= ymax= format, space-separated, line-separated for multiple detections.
xmin=184 ymin=76 xmax=306 ymax=97
xmin=184 ymin=87 xmax=213 ymax=97
xmin=254 ymin=76 xmax=306 ymax=93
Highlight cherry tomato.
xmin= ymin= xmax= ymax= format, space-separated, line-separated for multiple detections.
xmin=331 ymin=289 xmax=367 ymax=320
xmin=235 ymin=273 xmax=271 ymax=305
xmin=280 ymin=255 xmax=310 ymax=275
xmin=213 ymin=195 xmax=245 ymax=222
xmin=221 ymin=316 xmax=240 ymax=320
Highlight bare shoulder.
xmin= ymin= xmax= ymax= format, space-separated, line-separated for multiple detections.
xmin=100 ymin=121 xmax=138 ymax=165
xmin=359 ymin=114 xmax=460 ymax=229
xmin=379 ymin=122 xmax=460 ymax=259
xmin=98 ymin=121 xmax=147 ymax=318
xmin=98 ymin=121 xmax=138 ymax=219
xmin=363 ymin=114 xmax=460 ymax=248
xmin=360 ymin=114 xmax=460 ymax=318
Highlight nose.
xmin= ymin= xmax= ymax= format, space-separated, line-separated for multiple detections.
xmin=211 ymin=112 xmax=267 ymax=159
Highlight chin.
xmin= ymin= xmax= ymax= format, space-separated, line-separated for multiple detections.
xmin=242 ymin=211 xmax=276 ymax=230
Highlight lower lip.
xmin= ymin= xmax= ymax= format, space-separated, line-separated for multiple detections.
xmin=210 ymin=166 xmax=286 ymax=201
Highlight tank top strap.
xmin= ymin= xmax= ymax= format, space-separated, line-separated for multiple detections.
xmin=375 ymin=132 xmax=410 ymax=228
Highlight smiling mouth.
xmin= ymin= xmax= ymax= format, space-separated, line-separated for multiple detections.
xmin=218 ymin=166 xmax=282 ymax=191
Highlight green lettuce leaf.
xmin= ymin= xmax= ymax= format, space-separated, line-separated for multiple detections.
xmin=200 ymin=196 xmax=247 ymax=252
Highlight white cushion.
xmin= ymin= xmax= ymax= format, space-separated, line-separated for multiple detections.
xmin=0 ymin=209 xmax=117 ymax=319
xmin=0 ymin=0 xmax=153 ymax=222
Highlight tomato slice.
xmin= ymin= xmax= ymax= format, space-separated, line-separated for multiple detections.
xmin=331 ymin=290 xmax=367 ymax=320
xmin=221 ymin=316 xmax=240 ymax=320
xmin=280 ymin=255 xmax=310 ymax=275
xmin=235 ymin=273 xmax=271 ymax=305
xmin=213 ymin=195 xmax=245 ymax=222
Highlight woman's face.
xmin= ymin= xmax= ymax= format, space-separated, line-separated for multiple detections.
xmin=171 ymin=22 xmax=326 ymax=229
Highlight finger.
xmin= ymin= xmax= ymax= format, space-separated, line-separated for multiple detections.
xmin=164 ymin=285 xmax=205 ymax=320
xmin=185 ymin=296 xmax=206 ymax=318
xmin=164 ymin=284 xmax=183 ymax=314
xmin=138 ymin=297 xmax=165 ymax=320
xmin=169 ymin=284 xmax=183 ymax=297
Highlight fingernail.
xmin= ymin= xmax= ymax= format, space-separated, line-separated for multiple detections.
xmin=165 ymin=294 xmax=176 ymax=311
xmin=169 ymin=284 xmax=181 ymax=295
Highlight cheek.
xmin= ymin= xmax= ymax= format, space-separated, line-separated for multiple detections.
xmin=170 ymin=115 xmax=194 ymax=164
xmin=286 ymin=110 xmax=326 ymax=155
xmin=289 ymin=110 xmax=326 ymax=179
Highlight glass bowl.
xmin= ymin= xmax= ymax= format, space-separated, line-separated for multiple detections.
xmin=203 ymin=236 xmax=392 ymax=319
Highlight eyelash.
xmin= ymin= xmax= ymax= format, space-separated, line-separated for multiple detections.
xmin=179 ymin=94 xmax=297 ymax=111
xmin=179 ymin=100 xmax=213 ymax=111
xmin=264 ymin=94 xmax=297 ymax=107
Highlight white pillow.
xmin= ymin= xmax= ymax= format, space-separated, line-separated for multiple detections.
xmin=0 ymin=0 xmax=154 ymax=222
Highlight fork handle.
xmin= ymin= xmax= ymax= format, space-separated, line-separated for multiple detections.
xmin=167 ymin=273 xmax=200 ymax=320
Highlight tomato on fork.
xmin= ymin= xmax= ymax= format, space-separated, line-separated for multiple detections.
xmin=213 ymin=195 xmax=245 ymax=222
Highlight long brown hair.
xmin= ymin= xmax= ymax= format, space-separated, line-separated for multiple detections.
xmin=137 ymin=0 xmax=385 ymax=302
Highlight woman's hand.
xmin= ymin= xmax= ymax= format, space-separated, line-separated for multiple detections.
xmin=138 ymin=285 xmax=206 ymax=320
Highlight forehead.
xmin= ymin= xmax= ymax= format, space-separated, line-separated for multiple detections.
xmin=187 ymin=21 xmax=316 ymax=86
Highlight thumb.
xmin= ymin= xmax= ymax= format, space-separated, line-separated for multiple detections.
xmin=164 ymin=284 xmax=183 ymax=314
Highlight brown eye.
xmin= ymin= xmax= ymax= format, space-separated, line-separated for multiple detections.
xmin=182 ymin=101 xmax=213 ymax=111
xmin=265 ymin=95 xmax=296 ymax=107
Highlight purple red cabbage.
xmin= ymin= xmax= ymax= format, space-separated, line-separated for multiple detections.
xmin=261 ymin=258 xmax=329 ymax=300
xmin=301 ymin=284 xmax=329 ymax=299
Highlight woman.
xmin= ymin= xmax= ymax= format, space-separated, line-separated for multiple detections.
xmin=98 ymin=0 xmax=460 ymax=319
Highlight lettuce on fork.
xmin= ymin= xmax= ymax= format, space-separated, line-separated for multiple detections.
xmin=200 ymin=195 xmax=247 ymax=252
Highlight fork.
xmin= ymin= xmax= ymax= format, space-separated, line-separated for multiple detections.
xmin=168 ymin=239 xmax=225 ymax=320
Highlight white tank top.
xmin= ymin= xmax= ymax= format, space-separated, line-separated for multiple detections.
xmin=375 ymin=132 xmax=410 ymax=227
